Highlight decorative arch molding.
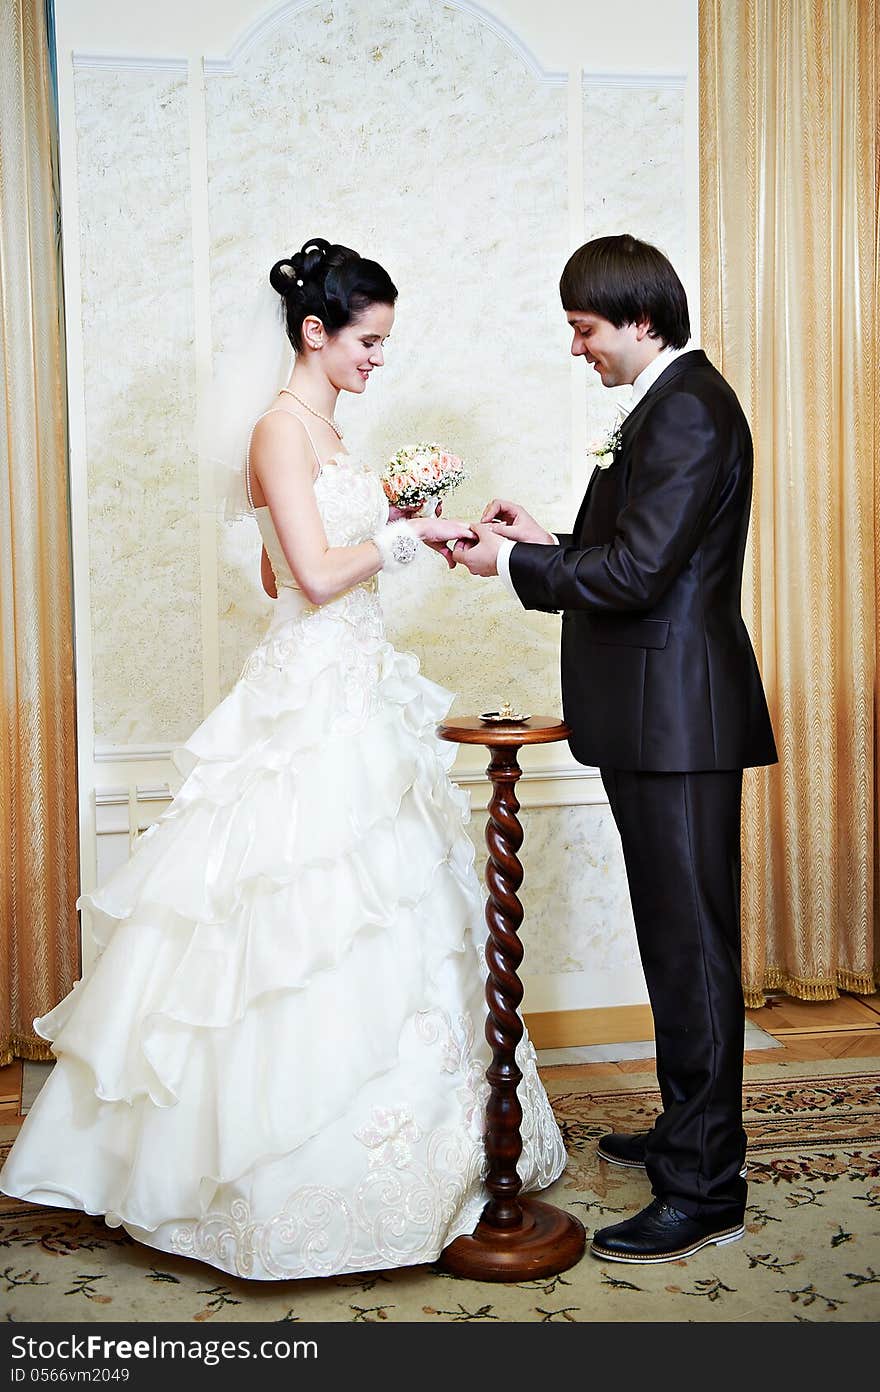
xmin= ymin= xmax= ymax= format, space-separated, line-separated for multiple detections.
xmin=72 ymin=55 xmax=189 ymax=74
xmin=582 ymin=71 xmax=686 ymax=90
xmin=203 ymin=0 xmax=566 ymax=83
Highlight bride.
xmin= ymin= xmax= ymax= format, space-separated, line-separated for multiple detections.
xmin=0 ymin=237 xmax=566 ymax=1281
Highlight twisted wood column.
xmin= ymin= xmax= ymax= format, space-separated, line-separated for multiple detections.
xmin=435 ymin=718 xmax=586 ymax=1282
xmin=482 ymin=744 xmax=526 ymax=1227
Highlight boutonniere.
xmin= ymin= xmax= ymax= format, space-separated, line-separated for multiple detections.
xmin=585 ymin=403 xmax=630 ymax=469
xmin=586 ymin=423 xmax=623 ymax=469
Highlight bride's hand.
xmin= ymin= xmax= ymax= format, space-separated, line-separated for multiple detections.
xmin=479 ymin=497 xmax=555 ymax=545
xmin=410 ymin=516 xmax=475 ymax=570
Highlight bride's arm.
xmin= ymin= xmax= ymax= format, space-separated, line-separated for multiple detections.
xmin=250 ymin=413 xmax=471 ymax=607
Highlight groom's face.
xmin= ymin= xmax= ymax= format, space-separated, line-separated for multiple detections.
xmin=566 ymin=312 xmax=644 ymax=388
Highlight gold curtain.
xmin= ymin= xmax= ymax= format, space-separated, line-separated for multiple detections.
xmin=700 ymin=0 xmax=879 ymax=1006
xmin=0 ymin=0 xmax=80 ymax=1063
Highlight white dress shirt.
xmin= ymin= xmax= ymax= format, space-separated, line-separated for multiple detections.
xmin=495 ymin=342 xmax=697 ymax=601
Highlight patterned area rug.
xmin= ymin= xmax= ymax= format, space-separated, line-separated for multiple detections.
xmin=1 ymin=1058 xmax=878 ymax=1323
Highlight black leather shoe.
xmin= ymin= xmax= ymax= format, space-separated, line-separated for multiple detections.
xmin=590 ymin=1198 xmax=745 ymax=1264
xmin=596 ymin=1131 xmax=651 ymax=1168
xmin=597 ymin=1131 xmax=748 ymax=1178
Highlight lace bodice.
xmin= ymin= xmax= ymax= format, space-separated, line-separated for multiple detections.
xmin=254 ymin=451 xmax=389 ymax=592
xmin=243 ymin=453 xmax=393 ymax=709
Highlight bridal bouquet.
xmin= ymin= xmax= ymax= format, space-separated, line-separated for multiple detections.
xmin=380 ymin=444 xmax=467 ymax=511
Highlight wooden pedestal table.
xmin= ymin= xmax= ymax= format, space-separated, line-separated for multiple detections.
xmin=435 ymin=716 xmax=586 ymax=1282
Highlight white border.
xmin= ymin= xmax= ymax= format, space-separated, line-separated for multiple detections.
xmin=72 ymin=54 xmax=188 ymax=73
xmin=57 ymin=19 xmax=98 ymax=922
xmin=582 ymin=71 xmax=687 ymax=89
xmin=91 ymin=754 xmax=606 ymax=813
xmin=188 ymin=61 xmax=222 ymax=714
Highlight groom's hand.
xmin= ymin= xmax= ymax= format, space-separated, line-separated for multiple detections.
xmin=480 ymin=498 xmax=555 ymax=545
xmin=451 ymin=522 xmax=503 ymax=577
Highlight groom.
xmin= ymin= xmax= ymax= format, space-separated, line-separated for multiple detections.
xmin=450 ymin=234 xmax=777 ymax=1264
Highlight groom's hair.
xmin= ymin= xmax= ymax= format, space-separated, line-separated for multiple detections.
xmin=559 ymin=234 xmax=690 ymax=348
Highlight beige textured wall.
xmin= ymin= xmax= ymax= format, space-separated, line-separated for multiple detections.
xmin=205 ymin=0 xmax=570 ymax=707
xmin=61 ymin=0 xmax=695 ymax=1008
xmin=76 ymin=68 xmax=201 ymax=745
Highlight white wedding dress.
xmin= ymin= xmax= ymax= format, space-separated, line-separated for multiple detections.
xmin=0 ymin=443 xmax=565 ymax=1280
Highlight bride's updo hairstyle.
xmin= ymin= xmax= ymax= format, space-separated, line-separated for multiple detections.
xmin=269 ymin=237 xmax=398 ymax=353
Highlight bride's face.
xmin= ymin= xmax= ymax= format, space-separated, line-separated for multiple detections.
xmin=321 ymin=301 xmax=395 ymax=395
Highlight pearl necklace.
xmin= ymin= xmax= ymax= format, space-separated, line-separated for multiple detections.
xmin=279 ymin=388 xmax=344 ymax=439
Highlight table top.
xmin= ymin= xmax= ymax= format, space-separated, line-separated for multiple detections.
xmin=436 ymin=716 xmax=572 ymax=747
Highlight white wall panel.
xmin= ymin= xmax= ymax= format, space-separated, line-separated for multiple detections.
xmin=74 ymin=65 xmax=201 ymax=746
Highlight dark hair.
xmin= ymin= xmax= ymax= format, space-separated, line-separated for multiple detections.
xmin=559 ymin=234 xmax=690 ymax=349
xmin=269 ymin=238 xmax=398 ymax=352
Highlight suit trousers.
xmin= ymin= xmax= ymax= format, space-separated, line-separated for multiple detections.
xmin=600 ymin=766 xmax=748 ymax=1223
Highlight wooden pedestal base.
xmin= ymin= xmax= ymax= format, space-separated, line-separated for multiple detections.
xmin=435 ymin=717 xmax=588 ymax=1283
xmin=439 ymin=1197 xmax=586 ymax=1283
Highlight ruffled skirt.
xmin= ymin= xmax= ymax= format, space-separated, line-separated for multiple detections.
xmin=0 ymin=588 xmax=565 ymax=1279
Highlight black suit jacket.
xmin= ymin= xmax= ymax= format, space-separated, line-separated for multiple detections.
xmin=509 ymin=350 xmax=778 ymax=772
